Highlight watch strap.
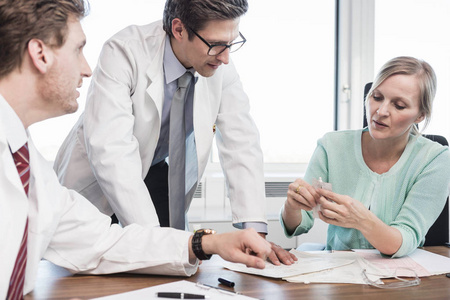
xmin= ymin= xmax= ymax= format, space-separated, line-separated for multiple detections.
xmin=192 ymin=229 xmax=215 ymax=260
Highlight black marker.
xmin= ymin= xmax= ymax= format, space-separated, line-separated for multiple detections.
xmin=218 ymin=277 xmax=235 ymax=287
xmin=156 ymin=292 xmax=208 ymax=299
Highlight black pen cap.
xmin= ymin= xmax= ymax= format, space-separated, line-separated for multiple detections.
xmin=218 ymin=278 xmax=235 ymax=287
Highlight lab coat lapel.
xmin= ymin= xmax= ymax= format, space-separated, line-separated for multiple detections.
xmin=141 ymin=35 xmax=165 ymax=173
xmin=145 ymin=36 xmax=165 ymax=122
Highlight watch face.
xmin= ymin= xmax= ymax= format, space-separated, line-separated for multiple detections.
xmin=198 ymin=228 xmax=216 ymax=235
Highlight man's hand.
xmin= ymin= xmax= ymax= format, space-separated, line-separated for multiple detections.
xmin=197 ymin=228 xmax=272 ymax=269
xmin=258 ymin=233 xmax=297 ymax=266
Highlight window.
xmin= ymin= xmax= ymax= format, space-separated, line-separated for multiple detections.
xmin=29 ymin=0 xmax=336 ymax=168
xmin=29 ymin=0 xmax=166 ymax=160
xmin=213 ymin=0 xmax=336 ymax=164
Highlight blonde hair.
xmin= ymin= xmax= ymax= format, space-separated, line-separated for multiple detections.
xmin=365 ymin=56 xmax=437 ymax=135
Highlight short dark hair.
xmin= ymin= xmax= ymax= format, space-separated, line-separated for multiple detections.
xmin=0 ymin=0 xmax=88 ymax=79
xmin=162 ymin=0 xmax=248 ymax=39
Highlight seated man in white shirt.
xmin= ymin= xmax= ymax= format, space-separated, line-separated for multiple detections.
xmin=0 ymin=1 xmax=271 ymax=299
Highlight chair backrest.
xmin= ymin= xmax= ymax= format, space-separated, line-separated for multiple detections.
xmin=363 ymin=82 xmax=449 ymax=246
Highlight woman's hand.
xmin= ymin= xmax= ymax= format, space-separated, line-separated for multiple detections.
xmin=316 ymin=188 xmax=402 ymax=255
xmin=286 ymin=179 xmax=321 ymax=211
xmin=282 ymin=179 xmax=321 ymax=234
xmin=316 ymin=188 xmax=372 ymax=231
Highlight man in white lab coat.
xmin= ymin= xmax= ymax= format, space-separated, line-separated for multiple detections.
xmin=0 ymin=1 xmax=272 ymax=298
xmin=53 ymin=0 xmax=295 ymax=264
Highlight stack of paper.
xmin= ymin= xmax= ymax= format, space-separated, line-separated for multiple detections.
xmin=223 ymin=248 xmax=450 ymax=285
xmin=223 ymin=250 xmax=383 ymax=284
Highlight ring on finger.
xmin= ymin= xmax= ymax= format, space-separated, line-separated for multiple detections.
xmin=295 ymin=185 xmax=303 ymax=193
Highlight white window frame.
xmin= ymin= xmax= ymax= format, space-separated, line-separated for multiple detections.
xmin=336 ymin=0 xmax=375 ymax=131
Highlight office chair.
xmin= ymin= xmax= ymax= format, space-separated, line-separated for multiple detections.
xmin=363 ymin=82 xmax=449 ymax=246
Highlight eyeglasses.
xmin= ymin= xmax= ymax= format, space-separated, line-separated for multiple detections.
xmin=188 ymin=27 xmax=246 ymax=56
xmin=362 ymin=267 xmax=421 ymax=289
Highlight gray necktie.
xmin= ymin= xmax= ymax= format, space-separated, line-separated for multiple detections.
xmin=169 ymin=72 xmax=193 ymax=229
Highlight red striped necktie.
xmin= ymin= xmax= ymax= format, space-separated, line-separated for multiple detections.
xmin=7 ymin=143 xmax=30 ymax=300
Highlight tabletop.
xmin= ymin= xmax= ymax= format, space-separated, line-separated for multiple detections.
xmin=25 ymin=246 xmax=450 ymax=300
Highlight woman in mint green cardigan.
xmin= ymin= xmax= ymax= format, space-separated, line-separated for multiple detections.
xmin=281 ymin=56 xmax=450 ymax=258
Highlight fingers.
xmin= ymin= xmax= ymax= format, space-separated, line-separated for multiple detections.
xmin=243 ymin=228 xmax=272 ymax=259
xmin=242 ymin=235 xmax=271 ymax=269
xmin=318 ymin=194 xmax=357 ymax=227
xmin=220 ymin=231 xmax=268 ymax=269
xmin=318 ymin=191 xmax=352 ymax=215
xmin=209 ymin=229 xmax=272 ymax=269
xmin=317 ymin=188 xmax=340 ymax=203
xmin=237 ymin=252 xmax=267 ymax=269
xmin=318 ymin=205 xmax=339 ymax=221
xmin=317 ymin=195 xmax=341 ymax=219
xmin=267 ymin=242 xmax=297 ymax=266
xmin=212 ymin=229 xmax=301 ymax=270
xmin=267 ymin=250 xmax=280 ymax=266
xmin=318 ymin=210 xmax=342 ymax=229
xmin=287 ymin=180 xmax=319 ymax=211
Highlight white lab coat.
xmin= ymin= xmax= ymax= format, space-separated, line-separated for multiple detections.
xmin=0 ymin=107 xmax=197 ymax=298
xmin=54 ymin=20 xmax=267 ymax=227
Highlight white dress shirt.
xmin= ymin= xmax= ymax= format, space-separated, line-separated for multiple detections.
xmin=0 ymin=94 xmax=197 ymax=298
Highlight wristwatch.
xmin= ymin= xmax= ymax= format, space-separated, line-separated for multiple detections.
xmin=192 ymin=229 xmax=216 ymax=260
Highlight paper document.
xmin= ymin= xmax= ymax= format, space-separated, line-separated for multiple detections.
xmin=283 ymin=250 xmax=384 ymax=284
xmin=224 ymin=250 xmax=384 ymax=285
xmin=409 ymin=248 xmax=450 ymax=275
xmin=352 ymin=249 xmax=430 ymax=277
xmin=224 ymin=250 xmax=355 ymax=279
xmin=92 ymin=280 xmax=258 ymax=300
xmin=223 ymin=248 xmax=450 ymax=286
xmin=353 ymin=248 xmax=450 ymax=276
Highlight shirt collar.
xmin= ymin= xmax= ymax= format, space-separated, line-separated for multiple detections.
xmin=0 ymin=94 xmax=28 ymax=153
xmin=163 ymin=35 xmax=196 ymax=84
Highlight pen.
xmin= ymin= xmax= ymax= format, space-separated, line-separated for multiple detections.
xmin=156 ymin=292 xmax=208 ymax=299
xmin=218 ymin=277 xmax=235 ymax=287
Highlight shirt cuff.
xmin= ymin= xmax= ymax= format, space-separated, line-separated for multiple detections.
xmin=242 ymin=222 xmax=268 ymax=234
xmin=182 ymin=234 xmax=199 ymax=275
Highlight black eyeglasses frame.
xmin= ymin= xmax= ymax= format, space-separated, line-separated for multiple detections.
xmin=187 ymin=27 xmax=247 ymax=56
